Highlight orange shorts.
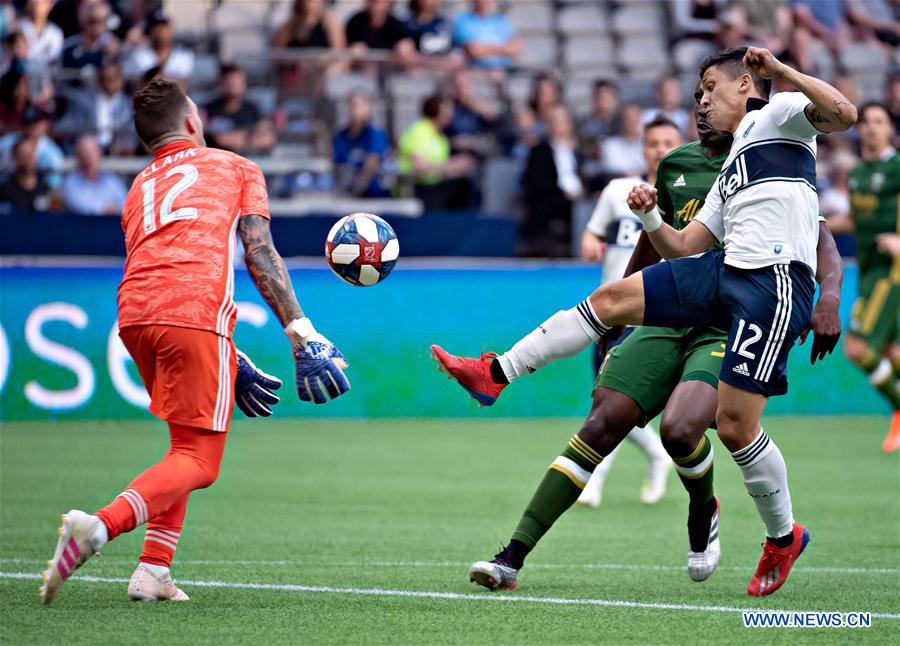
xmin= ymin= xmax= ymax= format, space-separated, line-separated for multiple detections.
xmin=120 ymin=325 xmax=236 ymax=432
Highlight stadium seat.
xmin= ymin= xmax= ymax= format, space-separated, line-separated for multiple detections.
xmin=617 ymin=36 xmax=670 ymax=76
xmin=506 ymin=1 xmax=554 ymax=36
xmin=556 ymin=4 xmax=608 ymax=36
xmin=610 ymin=4 xmax=663 ymax=36
xmin=505 ymin=73 xmax=536 ymax=108
xmin=672 ymin=39 xmax=716 ymax=73
xmin=518 ymin=35 xmax=558 ymax=69
xmin=481 ymin=157 xmax=525 ymax=215
xmin=164 ymin=0 xmax=215 ymax=38
xmin=840 ymin=42 xmax=890 ymax=75
xmin=325 ymin=73 xmax=379 ymax=100
xmin=616 ymin=77 xmax=657 ymax=105
xmin=191 ymin=53 xmax=221 ymax=89
xmin=562 ymin=36 xmax=614 ymax=70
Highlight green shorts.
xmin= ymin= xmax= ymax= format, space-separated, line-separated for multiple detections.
xmin=849 ymin=275 xmax=899 ymax=351
xmin=596 ymin=325 xmax=727 ymax=422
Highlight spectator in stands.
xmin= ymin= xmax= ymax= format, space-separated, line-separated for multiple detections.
xmin=0 ymin=106 xmax=64 ymax=187
xmin=446 ymin=68 xmax=497 ymax=157
xmin=599 ymin=104 xmax=646 ymax=177
xmin=273 ymin=0 xmax=346 ymax=49
xmin=887 ymin=74 xmax=900 ymax=146
xmin=398 ymin=94 xmax=476 ymax=210
xmin=818 ymin=148 xmax=856 ymax=222
xmin=641 ymin=77 xmax=689 ymax=134
xmin=669 ymin=0 xmax=722 ymax=38
xmin=404 ymin=0 xmax=453 ymax=57
xmin=61 ymin=134 xmax=127 ymax=215
xmin=203 ymin=64 xmax=275 ymax=155
xmin=845 ymin=0 xmax=900 ymax=48
xmin=790 ymin=0 xmax=850 ymax=55
xmin=19 ymin=0 xmax=63 ymax=69
xmin=56 ymin=59 xmax=135 ymax=154
xmin=0 ymin=137 xmax=52 ymax=213
xmin=513 ymin=73 xmax=561 ymax=157
xmin=728 ymin=0 xmax=792 ymax=51
xmin=0 ymin=32 xmax=27 ymax=82
xmin=453 ymin=0 xmax=521 ymax=70
xmin=333 ymin=90 xmax=391 ymax=198
xmin=346 ymin=0 xmax=415 ymax=64
xmin=579 ymin=80 xmax=619 ymax=143
xmin=60 ymin=0 xmax=119 ymax=76
xmin=520 ymin=104 xmax=582 ymax=258
xmin=123 ymin=9 xmax=193 ymax=85
xmin=0 ymin=70 xmax=24 ymax=133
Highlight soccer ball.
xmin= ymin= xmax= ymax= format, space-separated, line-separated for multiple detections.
xmin=325 ymin=213 xmax=399 ymax=286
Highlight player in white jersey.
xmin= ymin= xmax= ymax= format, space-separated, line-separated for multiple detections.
xmin=576 ymin=117 xmax=683 ymax=508
xmin=433 ymin=47 xmax=855 ymax=596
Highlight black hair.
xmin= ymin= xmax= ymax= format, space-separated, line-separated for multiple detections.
xmin=219 ymin=63 xmax=244 ymax=77
xmin=699 ymin=47 xmax=771 ymax=98
xmin=593 ymin=79 xmax=617 ymax=93
xmin=422 ymin=94 xmax=445 ymax=119
xmin=643 ymin=114 xmax=680 ymax=136
xmin=858 ymin=101 xmax=891 ymax=124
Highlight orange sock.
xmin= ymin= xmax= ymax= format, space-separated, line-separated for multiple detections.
xmin=96 ymin=423 xmax=226 ymax=541
xmin=140 ymin=493 xmax=189 ymax=567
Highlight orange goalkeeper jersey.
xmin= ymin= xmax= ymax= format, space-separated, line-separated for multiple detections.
xmin=117 ymin=139 xmax=270 ymax=338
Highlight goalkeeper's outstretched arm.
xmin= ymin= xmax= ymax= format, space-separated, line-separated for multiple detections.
xmin=238 ymin=214 xmax=304 ymax=328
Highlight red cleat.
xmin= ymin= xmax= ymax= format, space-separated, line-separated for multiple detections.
xmin=747 ymin=522 xmax=810 ymax=597
xmin=882 ymin=411 xmax=900 ymax=453
xmin=429 ymin=345 xmax=507 ymax=407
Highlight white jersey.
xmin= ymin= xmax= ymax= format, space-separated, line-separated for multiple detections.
xmin=586 ymin=176 xmax=644 ymax=285
xmin=695 ymin=92 xmax=821 ymax=274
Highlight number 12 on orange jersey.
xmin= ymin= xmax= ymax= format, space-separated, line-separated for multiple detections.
xmin=142 ymin=164 xmax=199 ymax=234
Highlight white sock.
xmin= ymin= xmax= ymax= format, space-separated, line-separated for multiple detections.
xmin=731 ymin=428 xmax=794 ymax=539
xmin=497 ymin=300 xmax=610 ymax=381
xmin=89 ymin=517 xmax=108 ymax=551
xmin=139 ymin=561 xmax=171 ymax=581
xmin=581 ymin=446 xmax=617 ymax=497
xmin=626 ymin=423 xmax=668 ymax=462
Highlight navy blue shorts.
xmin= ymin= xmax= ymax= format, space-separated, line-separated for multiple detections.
xmin=641 ymin=251 xmax=815 ymax=397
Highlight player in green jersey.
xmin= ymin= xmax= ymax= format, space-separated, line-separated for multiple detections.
xmin=433 ymin=92 xmax=845 ymax=592
xmin=833 ymin=102 xmax=900 ymax=451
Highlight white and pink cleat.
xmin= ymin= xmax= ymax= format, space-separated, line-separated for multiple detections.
xmin=40 ymin=510 xmax=105 ymax=605
xmin=127 ymin=564 xmax=190 ymax=602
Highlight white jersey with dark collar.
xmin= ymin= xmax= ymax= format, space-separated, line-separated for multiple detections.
xmin=695 ymin=92 xmax=821 ymax=274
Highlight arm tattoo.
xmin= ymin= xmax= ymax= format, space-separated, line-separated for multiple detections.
xmin=805 ymin=101 xmax=855 ymax=126
xmin=238 ymin=214 xmax=303 ymax=327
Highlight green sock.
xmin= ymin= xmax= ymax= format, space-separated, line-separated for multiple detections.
xmin=859 ymin=351 xmax=900 ymax=409
xmin=511 ymin=435 xmax=602 ymax=549
xmin=672 ymin=434 xmax=714 ymax=507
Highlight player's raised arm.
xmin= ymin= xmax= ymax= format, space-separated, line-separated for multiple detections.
xmin=626 ymin=184 xmax=717 ymax=259
xmin=742 ymin=47 xmax=857 ymax=133
xmin=238 ymin=214 xmax=351 ymax=404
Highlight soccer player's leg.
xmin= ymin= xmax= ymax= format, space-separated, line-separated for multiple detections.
xmin=469 ymin=388 xmax=644 ymax=590
xmin=40 ymin=326 xmax=235 ymax=604
xmin=432 ymin=271 xmax=648 ymax=405
xmin=659 ymin=329 xmax=724 ymax=580
xmin=585 ymin=327 xmax=683 ymax=509
xmin=844 ymin=280 xmax=900 ymax=451
xmin=129 ymin=493 xmax=191 ymax=601
xmin=717 ymin=262 xmax=816 ymax=596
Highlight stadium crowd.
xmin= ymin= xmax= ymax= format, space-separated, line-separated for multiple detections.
xmin=0 ymin=0 xmax=899 ymax=256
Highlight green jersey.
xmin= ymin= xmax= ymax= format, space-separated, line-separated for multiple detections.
xmin=849 ymin=148 xmax=900 ymax=283
xmin=654 ymin=140 xmax=728 ymax=232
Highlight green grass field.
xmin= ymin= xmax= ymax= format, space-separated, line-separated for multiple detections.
xmin=1 ymin=417 xmax=897 ymax=644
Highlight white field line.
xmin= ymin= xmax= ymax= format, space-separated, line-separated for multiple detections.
xmin=2 ymin=571 xmax=898 ymax=620
xmin=1 ymin=557 xmax=897 ymax=575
